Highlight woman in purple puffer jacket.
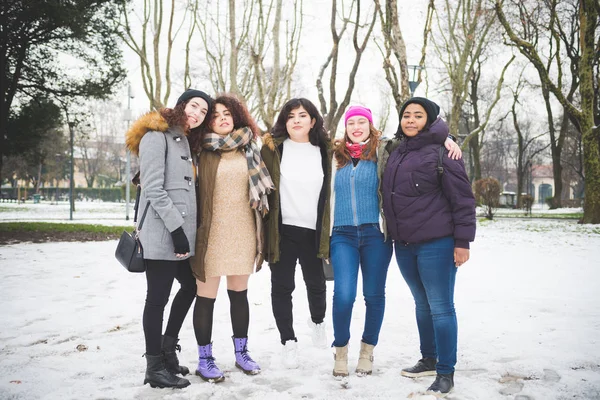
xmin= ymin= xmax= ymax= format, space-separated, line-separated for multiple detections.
xmin=382 ymin=97 xmax=476 ymax=398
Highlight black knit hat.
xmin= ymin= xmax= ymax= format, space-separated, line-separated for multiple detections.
xmin=176 ymin=89 xmax=213 ymax=111
xmin=395 ymin=97 xmax=440 ymax=137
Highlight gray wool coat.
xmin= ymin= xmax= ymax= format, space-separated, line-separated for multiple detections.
xmin=137 ymin=128 xmax=197 ymax=260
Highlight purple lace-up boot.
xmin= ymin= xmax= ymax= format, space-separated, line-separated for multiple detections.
xmin=232 ymin=337 xmax=261 ymax=375
xmin=195 ymin=343 xmax=225 ymax=383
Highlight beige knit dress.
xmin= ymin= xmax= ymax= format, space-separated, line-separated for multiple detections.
xmin=204 ymin=149 xmax=256 ymax=278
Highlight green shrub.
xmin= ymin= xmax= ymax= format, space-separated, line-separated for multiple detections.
xmin=474 ymin=178 xmax=501 ymax=220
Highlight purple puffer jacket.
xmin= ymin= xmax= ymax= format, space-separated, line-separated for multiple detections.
xmin=382 ymin=118 xmax=476 ymax=249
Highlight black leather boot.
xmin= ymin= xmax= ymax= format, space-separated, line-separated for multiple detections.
xmin=161 ymin=335 xmax=190 ymax=376
xmin=426 ymin=372 xmax=454 ymax=397
xmin=144 ymin=354 xmax=190 ymax=389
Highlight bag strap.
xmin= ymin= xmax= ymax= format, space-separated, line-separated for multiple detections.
xmin=437 ymin=145 xmax=445 ymax=176
xmin=133 ymin=185 xmax=141 ymax=222
xmin=136 ymin=201 xmax=151 ymax=231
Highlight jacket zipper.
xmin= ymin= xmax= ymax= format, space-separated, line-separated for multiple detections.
xmin=351 ymin=165 xmax=358 ymax=226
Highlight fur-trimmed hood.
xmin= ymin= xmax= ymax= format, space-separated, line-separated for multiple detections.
xmin=125 ymin=111 xmax=170 ymax=156
xmin=261 ymin=133 xmax=284 ymax=152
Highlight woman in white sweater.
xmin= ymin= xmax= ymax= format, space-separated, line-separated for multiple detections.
xmin=261 ymin=98 xmax=332 ymax=368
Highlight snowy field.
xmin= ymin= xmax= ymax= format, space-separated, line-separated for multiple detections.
xmin=0 ymin=201 xmax=134 ymax=227
xmin=0 ymin=205 xmax=599 ymax=399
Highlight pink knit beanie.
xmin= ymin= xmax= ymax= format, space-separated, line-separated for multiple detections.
xmin=344 ymin=105 xmax=373 ymax=125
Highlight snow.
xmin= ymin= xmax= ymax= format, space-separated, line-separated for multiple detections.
xmin=0 ymin=201 xmax=133 ymax=227
xmin=1 ymin=207 xmax=599 ymax=399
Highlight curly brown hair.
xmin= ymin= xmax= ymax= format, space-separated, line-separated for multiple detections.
xmin=199 ymin=94 xmax=260 ymax=142
xmin=333 ymin=123 xmax=382 ymax=168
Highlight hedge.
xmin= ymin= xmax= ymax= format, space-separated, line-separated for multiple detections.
xmin=2 ymin=185 xmax=137 ymax=202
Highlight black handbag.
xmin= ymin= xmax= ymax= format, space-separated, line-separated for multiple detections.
xmin=115 ymin=197 xmax=150 ymax=273
xmin=323 ymin=258 xmax=334 ymax=281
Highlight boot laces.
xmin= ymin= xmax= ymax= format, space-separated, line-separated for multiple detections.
xmin=239 ymin=350 xmax=254 ymax=363
xmin=174 ymin=344 xmax=181 ymax=353
xmin=202 ymin=355 xmax=218 ymax=371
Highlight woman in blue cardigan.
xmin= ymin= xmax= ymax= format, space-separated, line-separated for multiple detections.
xmin=330 ymin=105 xmax=460 ymax=378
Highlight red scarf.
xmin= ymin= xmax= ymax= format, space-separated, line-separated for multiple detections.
xmin=345 ymin=139 xmax=369 ymax=158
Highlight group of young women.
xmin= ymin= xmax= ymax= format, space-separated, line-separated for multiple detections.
xmin=125 ymin=89 xmax=476 ymax=397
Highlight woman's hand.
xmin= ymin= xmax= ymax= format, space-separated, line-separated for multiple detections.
xmin=454 ymin=247 xmax=469 ymax=267
xmin=445 ymin=138 xmax=462 ymax=160
xmin=171 ymin=227 xmax=190 ymax=258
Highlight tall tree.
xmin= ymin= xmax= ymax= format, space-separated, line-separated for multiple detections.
xmin=462 ymin=54 xmax=515 ymax=182
xmin=506 ymin=76 xmax=549 ymax=207
xmin=431 ymin=0 xmax=497 ymax=139
xmin=119 ymin=0 xmax=193 ymax=109
xmin=196 ymin=0 xmax=303 ymax=131
xmin=374 ymin=0 xmax=434 ymax=113
xmin=495 ymin=0 xmax=575 ymax=208
xmin=496 ymin=0 xmax=600 ymax=222
xmin=1 ymin=0 xmax=125 ymax=185
xmin=4 ymin=99 xmax=65 ymax=193
xmin=316 ymin=0 xmax=377 ymax=135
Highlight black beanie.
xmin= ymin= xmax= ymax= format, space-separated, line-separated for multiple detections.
xmin=396 ymin=97 xmax=440 ymax=137
xmin=176 ymin=89 xmax=213 ymax=111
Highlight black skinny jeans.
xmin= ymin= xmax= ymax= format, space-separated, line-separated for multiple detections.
xmin=143 ymin=259 xmax=196 ymax=355
xmin=270 ymin=224 xmax=327 ymax=344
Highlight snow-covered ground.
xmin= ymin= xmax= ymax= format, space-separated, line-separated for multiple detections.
xmin=0 ymin=208 xmax=599 ymax=399
xmin=0 ymin=200 xmax=583 ymax=226
xmin=0 ymin=201 xmax=134 ymax=227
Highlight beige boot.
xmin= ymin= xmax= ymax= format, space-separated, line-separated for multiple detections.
xmin=355 ymin=341 xmax=374 ymax=375
xmin=332 ymin=345 xmax=349 ymax=377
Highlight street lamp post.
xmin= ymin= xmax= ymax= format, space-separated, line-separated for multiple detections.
xmin=124 ymin=83 xmax=135 ymax=221
xmin=407 ymin=64 xmax=424 ymax=97
xmin=68 ymin=121 xmax=75 ymax=220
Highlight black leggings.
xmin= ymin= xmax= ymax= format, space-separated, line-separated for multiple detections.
xmin=143 ymin=259 xmax=196 ymax=355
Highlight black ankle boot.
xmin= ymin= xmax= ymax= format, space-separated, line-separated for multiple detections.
xmin=161 ymin=335 xmax=190 ymax=376
xmin=426 ymin=372 xmax=454 ymax=397
xmin=144 ymin=354 xmax=191 ymax=389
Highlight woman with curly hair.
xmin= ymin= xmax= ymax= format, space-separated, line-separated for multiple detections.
xmin=125 ymin=89 xmax=212 ymax=389
xmin=189 ymin=94 xmax=274 ymax=382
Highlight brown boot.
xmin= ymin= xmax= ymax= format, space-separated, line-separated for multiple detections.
xmin=333 ymin=345 xmax=349 ymax=377
xmin=355 ymin=341 xmax=374 ymax=375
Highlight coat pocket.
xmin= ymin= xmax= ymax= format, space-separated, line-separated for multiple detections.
xmin=410 ymin=170 xmax=439 ymax=195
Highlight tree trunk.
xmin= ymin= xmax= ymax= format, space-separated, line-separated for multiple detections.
xmin=469 ymin=71 xmax=482 ymax=182
xmin=541 ymin=84 xmax=563 ymax=209
xmin=581 ymin=0 xmax=600 ymax=223
xmin=469 ymin=135 xmax=481 ymax=182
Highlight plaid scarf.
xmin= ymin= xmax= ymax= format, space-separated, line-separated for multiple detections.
xmin=202 ymin=127 xmax=274 ymax=215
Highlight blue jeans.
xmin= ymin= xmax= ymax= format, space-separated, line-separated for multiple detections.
xmin=331 ymin=224 xmax=393 ymax=347
xmin=394 ymin=236 xmax=457 ymax=374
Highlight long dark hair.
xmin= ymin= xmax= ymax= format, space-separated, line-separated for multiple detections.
xmin=199 ymin=94 xmax=260 ymax=141
xmin=161 ymin=100 xmax=208 ymax=153
xmin=271 ymin=98 xmax=329 ymax=146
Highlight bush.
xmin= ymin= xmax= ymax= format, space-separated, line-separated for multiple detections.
xmin=474 ymin=178 xmax=501 ymax=220
xmin=521 ymin=194 xmax=534 ymax=215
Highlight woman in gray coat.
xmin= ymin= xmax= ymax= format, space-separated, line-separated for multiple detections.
xmin=125 ymin=89 xmax=212 ymax=389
